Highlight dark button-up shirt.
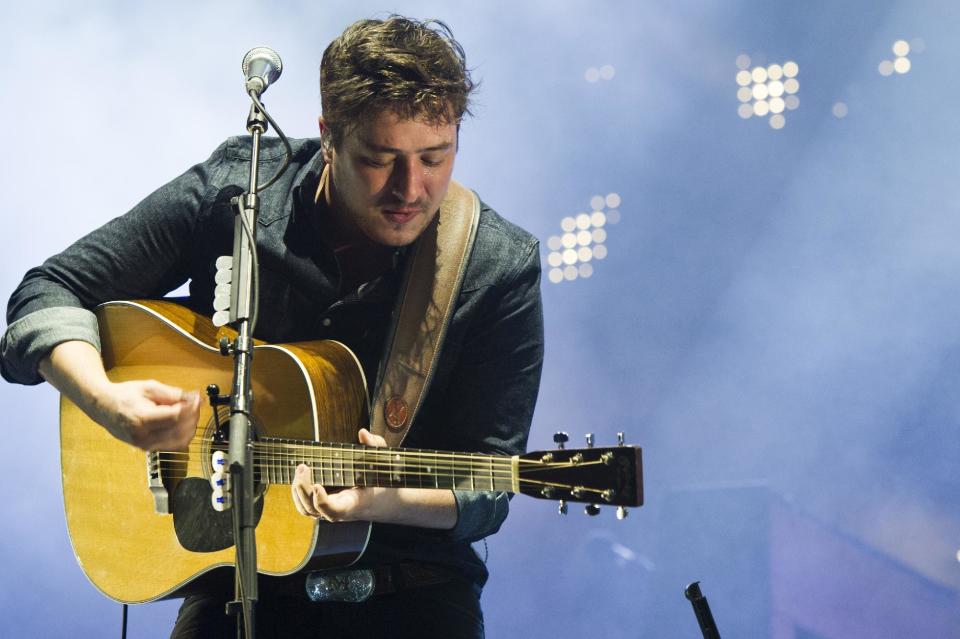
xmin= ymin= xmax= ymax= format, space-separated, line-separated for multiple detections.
xmin=1 ymin=136 xmax=544 ymax=589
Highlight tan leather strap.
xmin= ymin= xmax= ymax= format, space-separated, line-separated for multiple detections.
xmin=370 ymin=180 xmax=481 ymax=446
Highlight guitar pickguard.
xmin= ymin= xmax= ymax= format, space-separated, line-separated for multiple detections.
xmin=171 ymin=478 xmax=265 ymax=552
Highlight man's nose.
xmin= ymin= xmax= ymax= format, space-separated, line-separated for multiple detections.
xmin=390 ymin=159 xmax=423 ymax=204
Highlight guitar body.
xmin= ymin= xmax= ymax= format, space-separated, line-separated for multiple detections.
xmin=60 ymin=300 xmax=372 ymax=603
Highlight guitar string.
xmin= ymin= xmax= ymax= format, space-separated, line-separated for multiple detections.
xmin=149 ymin=463 xmax=611 ymax=496
xmin=154 ymin=454 xmax=602 ymax=473
xmin=154 ymin=442 xmax=598 ymax=467
xmin=154 ymin=453 xmax=598 ymax=475
xmin=152 ymin=454 xmax=611 ymax=495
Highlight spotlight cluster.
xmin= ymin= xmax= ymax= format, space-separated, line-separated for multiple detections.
xmin=585 ymin=65 xmax=616 ymax=83
xmin=546 ymin=193 xmax=621 ymax=284
xmin=879 ymin=40 xmax=912 ymax=76
xmin=735 ymin=55 xmax=799 ymax=130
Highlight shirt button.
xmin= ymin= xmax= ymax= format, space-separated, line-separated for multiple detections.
xmin=322 ymin=318 xmax=332 ymax=327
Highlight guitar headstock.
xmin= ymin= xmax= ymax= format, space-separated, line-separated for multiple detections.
xmin=518 ymin=433 xmax=643 ymax=516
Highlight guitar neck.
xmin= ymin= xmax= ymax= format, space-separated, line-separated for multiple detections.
xmin=252 ymin=437 xmax=519 ymax=493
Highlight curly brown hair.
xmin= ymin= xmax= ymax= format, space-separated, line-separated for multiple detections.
xmin=320 ymin=16 xmax=476 ymax=149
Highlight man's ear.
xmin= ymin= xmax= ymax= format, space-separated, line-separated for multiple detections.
xmin=318 ymin=116 xmax=333 ymax=164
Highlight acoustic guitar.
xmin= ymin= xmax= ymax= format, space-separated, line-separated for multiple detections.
xmin=60 ymin=300 xmax=643 ymax=603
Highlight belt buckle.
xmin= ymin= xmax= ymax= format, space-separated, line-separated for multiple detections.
xmin=304 ymin=568 xmax=376 ymax=603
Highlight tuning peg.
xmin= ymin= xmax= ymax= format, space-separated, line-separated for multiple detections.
xmin=553 ymin=431 xmax=569 ymax=450
xmin=584 ymin=504 xmax=601 ymax=516
xmin=617 ymin=432 xmax=625 ymax=446
xmin=585 ymin=433 xmax=594 ymax=448
xmin=616 ymin=506 xmax=628 ymax=520
xmin=558 ymin=500 xmax=568 ymax=515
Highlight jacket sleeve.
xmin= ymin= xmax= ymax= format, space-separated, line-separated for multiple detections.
xmin=437 ymin=237 xmax=545 ymax=543
xmin=0 ymin=145 xmax=225 ymax=385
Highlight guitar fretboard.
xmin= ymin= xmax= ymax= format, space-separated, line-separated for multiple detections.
xmin=250 ymin=437 xmax=518 ymax=493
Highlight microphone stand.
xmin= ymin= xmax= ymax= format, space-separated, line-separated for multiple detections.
xmin=223 ymin=97 xmax=268 ymax=639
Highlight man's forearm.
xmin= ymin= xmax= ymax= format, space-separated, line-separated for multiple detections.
xmin=38 ymin=340 xmax=112 ymax=416
xmin=361 ymin=487 xmax=458 ymax=529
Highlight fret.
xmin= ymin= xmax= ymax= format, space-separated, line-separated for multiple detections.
xmin=320 ymin=444 xmax=330 ymax=487
xmin=488 ymin=456 xmax=495 ymax=491
xmin=332 ymin=442 xmax=341 ymax=488
xmin=347 ymin=445 xmax=356 ymax=487
xmin=268 ymin=442 xmax=274 ymax=485
xmin=391 ymin=451 xmax=403 ymax=488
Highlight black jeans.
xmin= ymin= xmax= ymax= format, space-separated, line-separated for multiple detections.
xmin=170 ymin=577 xmax=485 ymax=639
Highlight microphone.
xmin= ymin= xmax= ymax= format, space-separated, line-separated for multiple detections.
xmin=242 ymin=47 xmax=282 ymax=96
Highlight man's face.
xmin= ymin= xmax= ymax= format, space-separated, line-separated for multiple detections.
xmin=322 ymin=110 xmax=457 ymax=247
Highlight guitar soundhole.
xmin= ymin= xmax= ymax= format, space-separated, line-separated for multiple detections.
xmin=200 ymin=406 xmax=268 ymax=501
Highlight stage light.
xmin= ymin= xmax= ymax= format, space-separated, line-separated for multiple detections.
xmin=585 ymin=65 xmax=616 ymax=83
xmin=546 ymin=194 xmax=620 ymax=283
xmin=736 ymin=56 xmax=799 ymax=129
xmin=879 ymin=39 xmax=913 ymax=76
xmin=892 ymin=39 xmax=910 ymax=57
xmin=832 ymin=102 xmax=848 ymax=118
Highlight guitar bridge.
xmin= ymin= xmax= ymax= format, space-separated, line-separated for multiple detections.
xmin=146 ymin=451 xmax=170 ymax=514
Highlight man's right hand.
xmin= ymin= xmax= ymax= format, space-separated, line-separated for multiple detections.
xmin=89 ymin=380 xmax=200 ymax=451
xmin=39 ymin=340 xmax=200 ymax=452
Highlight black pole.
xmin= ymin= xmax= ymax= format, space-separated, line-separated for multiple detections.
xmin=684 ymin=581 xmax=721 ymax=639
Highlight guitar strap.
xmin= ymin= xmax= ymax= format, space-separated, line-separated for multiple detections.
xmin=368 ymin=179 xmax=481 ymax=447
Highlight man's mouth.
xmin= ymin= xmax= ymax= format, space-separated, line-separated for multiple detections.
xmin=381 ymin=208 xmax=420 ymax=224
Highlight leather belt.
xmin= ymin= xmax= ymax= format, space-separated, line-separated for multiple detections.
xmin=305 ymin=563 xmax=453 ymax=603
